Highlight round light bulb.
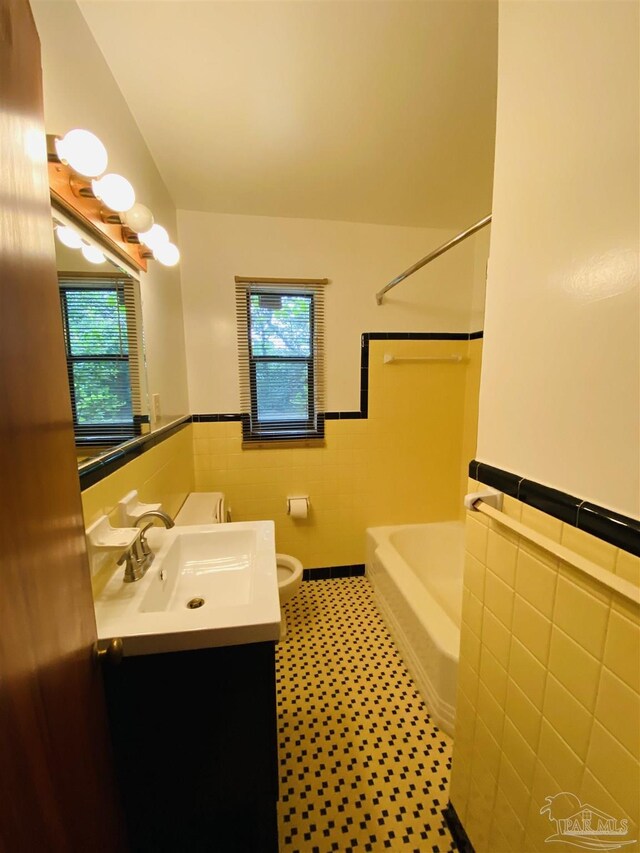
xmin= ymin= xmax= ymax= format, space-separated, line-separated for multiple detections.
xmin=121 ymin=203 xmax=154 ymax=234
xmin=81 ymin=244 xmax=106 ymax=265
xmin=56 ymin=225 xmax=83 ymax=249
xmin=154 ymin=242 xmax=180 ymax=267
xmin=139 ymin=223 xmax=169 ymax=251
xmin=55 ymin=129 xmax=108 ymax=178
xmin=91 ymin=173 xmax=135 ymax=213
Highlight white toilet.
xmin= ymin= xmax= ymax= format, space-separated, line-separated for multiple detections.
xmin=277 ymin=553 xmax=303 ymax=639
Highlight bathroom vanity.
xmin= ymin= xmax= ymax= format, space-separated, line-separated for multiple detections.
xmin=103 ymin=640 xmax=278 ymax=852
xmin=93 ymin=520 xmax=282 ymax=852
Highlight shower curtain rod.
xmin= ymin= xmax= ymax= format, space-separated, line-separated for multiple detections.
xmin=375 ymin=213 xmax=492 ymax=305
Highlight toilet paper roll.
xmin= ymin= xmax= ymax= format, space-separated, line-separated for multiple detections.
xmin=288 ymin=498 xmax=308 ymax=519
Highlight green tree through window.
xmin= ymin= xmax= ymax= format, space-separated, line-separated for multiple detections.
xmin=60 ymin=285 xmax=134 ymax=443
xmin=248 ymin=291 xmax=316 ymax=434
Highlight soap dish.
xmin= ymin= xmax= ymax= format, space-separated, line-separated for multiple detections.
xmin=118 ymin=490 xmax=162 ymax=526
xmin=86 ymin=515 xmax=140 ymax=552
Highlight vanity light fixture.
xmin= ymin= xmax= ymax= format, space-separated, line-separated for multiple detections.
xmin=55 ymin=224 xmax=84 ymax=249
xmin=81 ymin=243 xmax=107 ymax=265
xmin=91 ymin=173 xmax=136 ymax=213
xmin=153 ymin=242 xmax=180 ymax=267
xmin=137 ymin=223 xmax=180 ymax=266
xmin=48 ymin=127 xmax=181 ymax=269
xmin=121 ymin=203 xmax=154 ymax=234
xmin=139 ymin=223 xmax=169 ymax=252
xmin=54 ymin=128 xmax=108 ymax=178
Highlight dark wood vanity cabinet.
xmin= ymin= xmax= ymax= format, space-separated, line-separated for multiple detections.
xmin=103 ymin=641 xmax=279 ymax=853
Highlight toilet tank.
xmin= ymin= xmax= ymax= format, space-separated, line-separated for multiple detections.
xmin=174 ymin=492 xmax=226 ymax=526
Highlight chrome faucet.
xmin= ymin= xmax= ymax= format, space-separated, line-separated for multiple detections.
xmin=132 ymin=510 xmax=175 ymax=576
xmin=117 ymin=535 xmax=146 ymax=583
xmin=134 ymin=509 xmax=175 ymax=530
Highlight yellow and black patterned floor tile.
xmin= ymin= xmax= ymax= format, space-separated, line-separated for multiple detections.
xmin=276 ymin=577 xmax=457 ymax=853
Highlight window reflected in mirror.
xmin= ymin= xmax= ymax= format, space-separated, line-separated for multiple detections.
xmin=59 ymin=274 xmax=144 ymax=445
xmin=52 ymin=210 xmax=149 ymax=464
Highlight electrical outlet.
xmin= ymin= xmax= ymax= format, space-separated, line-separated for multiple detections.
xmin=152 ymin=393 xmax=161 ymax=421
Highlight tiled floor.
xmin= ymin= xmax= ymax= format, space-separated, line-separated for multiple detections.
xmin=276 ymin=577 xmax=457 ymax=853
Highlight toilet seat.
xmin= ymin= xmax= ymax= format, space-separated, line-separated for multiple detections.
xmin=276 ymin=553 xmax=303 ymax=606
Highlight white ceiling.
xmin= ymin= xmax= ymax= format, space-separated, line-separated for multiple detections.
xmin=79 ymin=1 xmax=497 ymax=228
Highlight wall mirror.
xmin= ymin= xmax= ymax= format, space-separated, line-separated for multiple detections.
xmin=52 ymin=205 xmax=152 ymax=469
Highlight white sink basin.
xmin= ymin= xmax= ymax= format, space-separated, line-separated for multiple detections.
xmin=94 ymin=521 xmax=280 ymax=656
xmin=140 ymin=528 xmax=255 ymax=613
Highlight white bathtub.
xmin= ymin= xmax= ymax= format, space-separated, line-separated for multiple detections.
xmin=366 ymin=522 xmax=464 ymax=736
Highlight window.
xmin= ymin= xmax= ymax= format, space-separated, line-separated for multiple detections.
xmin=236 ymin=278 xmax=326 ymax=444
xmin=59 ymin=274 xmax=144 ymax=445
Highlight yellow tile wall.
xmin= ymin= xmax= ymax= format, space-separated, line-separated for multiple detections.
xmin=192 ymin=338 xmax=482 ymax=568
xmin=82 ymin=426 xmax=195 ymax=593
xmin=460 ymin=337 xmax=483 ymax=513
xmin=81 ymin=425 xmax=195 ymax=530
xmin=450 ymin=479 xmax=640 ymax=852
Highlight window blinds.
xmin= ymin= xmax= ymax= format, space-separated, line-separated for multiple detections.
xmin=235 ymin=278 xmax=326 ymax=443
xmin=59 ymin=275 xmax=143 ymax=444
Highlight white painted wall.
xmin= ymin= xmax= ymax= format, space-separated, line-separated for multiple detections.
xmin=177 ymin=210 xmax=488 ymax=413
xmin=471 ymin=226 xmax=491 ymax=333
xmin=32 ymin=1 xmax=189 ymax=419
xmin=477 ymin=0 xmax=639 ymax=517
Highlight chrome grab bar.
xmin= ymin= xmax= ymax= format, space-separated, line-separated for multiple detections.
xmin=375 ymin=213 xmax=492 ymax=305
xmin=383 ymin=354 xmax=466 ymax=364
xmin=466 ymin=491 xmax=640 ymax=606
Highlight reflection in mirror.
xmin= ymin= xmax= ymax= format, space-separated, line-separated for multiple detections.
xmin=52 ymin=209 xmax=150 ymax=466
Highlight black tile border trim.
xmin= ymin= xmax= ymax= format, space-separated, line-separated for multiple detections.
xmin=79 ymin=417 xmax=191 ymax=490
xmin=193 ymin=331 xmax=483 ymax=424
xmin=470 ymin=459 xmax=640 ymax=557
xmin=326 ymin=330 xmax=483 ymax=420
xmin=303 ymin=564 xmax=365 ymax=580
xmin=191 ymin=413 xmax=243 ymax=423
xmin=443 ymin=802 xmax=475 ymax=853
xmin=81 ymin=331 xmax=484 ymax=489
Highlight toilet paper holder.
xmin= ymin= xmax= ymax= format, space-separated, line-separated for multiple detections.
xmin=287 ymin=496 xmax=310 ymax=517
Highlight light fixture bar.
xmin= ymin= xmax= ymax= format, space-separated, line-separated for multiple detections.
xmin=47 ymin=128 xmax=180 ymax=270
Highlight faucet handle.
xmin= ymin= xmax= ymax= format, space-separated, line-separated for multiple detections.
xmin=117 ymin=541 xmax=144 ymax=583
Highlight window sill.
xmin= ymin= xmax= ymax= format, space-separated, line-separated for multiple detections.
xmin=241 ymin=438 xmax=325 ymax=450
